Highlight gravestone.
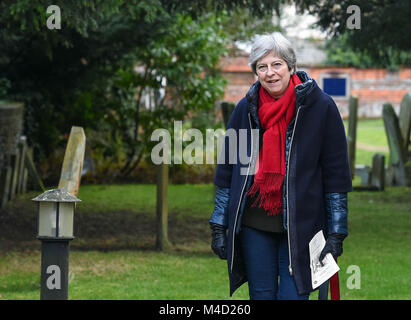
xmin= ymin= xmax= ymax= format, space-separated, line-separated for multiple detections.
xmin=383 ymin=103 xmax=408 ymax=186
xmin=370 ymin=153 xmax=385 ymax=191
xmin=58 ymin=126 xmax=86 ymax=197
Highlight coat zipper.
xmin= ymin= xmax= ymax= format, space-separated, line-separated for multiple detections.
xmin=230 ymin=113 xmax=254 ymax=272
xmin=286 ymin=106 xmax=302 ymax=276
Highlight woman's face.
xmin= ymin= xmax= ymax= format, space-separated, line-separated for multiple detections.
xmin=256 ymin=52 xmax=292 ymax=100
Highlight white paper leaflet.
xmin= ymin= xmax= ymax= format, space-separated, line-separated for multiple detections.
xmin=309 ymin=230 xmax=340 ymax=289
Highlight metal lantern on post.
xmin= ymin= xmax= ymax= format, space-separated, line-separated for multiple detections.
xmin=32 ymin=188 xmax=81 ymax=300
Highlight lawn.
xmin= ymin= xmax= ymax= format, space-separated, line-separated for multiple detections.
xmin=0 ymin=184 xmax=250 ymax=300
xmin=343 ymin=118 xmax=389 ymax=166
xmin=0 ymin=182 xmax=410 ymax=300
xmin=0 ymin=118 xmax=409 ymax=300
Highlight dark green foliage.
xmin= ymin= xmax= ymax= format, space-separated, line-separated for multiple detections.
xmin=295 ymin=0 xmax=411 ymax=68
xmin=0 ymin=0 xmax=285 ymax=183
xmin=0 ymin=1 xmax=168 ymax=160
xmin=325 ymin=32 xmax=411 ymax=69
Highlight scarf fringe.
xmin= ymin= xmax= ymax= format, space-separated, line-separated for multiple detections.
xmin=247 ymin=173 xmax=283 ymax=216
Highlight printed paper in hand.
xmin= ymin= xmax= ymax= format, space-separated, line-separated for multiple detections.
xmin=309 ymin=230 xmax=340 ymax=289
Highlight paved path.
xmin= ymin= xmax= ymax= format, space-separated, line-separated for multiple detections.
xmin=356 ymin=142 xmax=389 ymax=152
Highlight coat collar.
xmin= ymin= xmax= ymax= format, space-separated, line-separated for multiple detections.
xmin=245 ymin=71 xmax=317 ymax=128
xmin=295 ymin=71 xmax=314 ymax=106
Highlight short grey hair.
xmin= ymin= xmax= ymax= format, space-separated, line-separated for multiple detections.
xmin=249 ymin=32 xmax=297 ymax=75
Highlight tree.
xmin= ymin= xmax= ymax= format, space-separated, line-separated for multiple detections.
xmin=105 ymin=13 xmax=229 ymax=178
xmin=0 ymin=0 xmax=169 ymax=165
xmin=324 ymin=32 xmax=411 ymax=69
xmin=0 ymin=0 xmax=286 ymax=183
xmin=294 ymin=0 xmax=411 ymax=67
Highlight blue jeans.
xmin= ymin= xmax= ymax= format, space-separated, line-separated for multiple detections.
xmin=240 ymin=226 xmax=309 ymax=300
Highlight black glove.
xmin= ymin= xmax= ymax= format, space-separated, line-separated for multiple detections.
xmin=319 ymin=233 xmax=347 ymax=264
xmin=210 ymin=222 xmax=227 ymax=260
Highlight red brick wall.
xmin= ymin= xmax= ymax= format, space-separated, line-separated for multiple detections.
xmin=220 ymin=56 xmax=411 ymax=118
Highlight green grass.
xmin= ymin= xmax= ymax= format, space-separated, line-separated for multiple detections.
xmin=0 ymin=183 xmax=410 ymax=300
xmin=0 ymin=184 xmax=250 ymax=300
xmin=76 ymin=184 xmax=214 ymax=218
xmin=343 ymin=118 xmax=389 ymax=166
xmin=355 ymin=119 xmax=388 ymax=147
xmin=0 ymin=119 xmax=407 ymax=300
xmin=336 ymin=187 xmax=411 ymax=299
xmin=0 ymin=250 xmax=248 ymax=300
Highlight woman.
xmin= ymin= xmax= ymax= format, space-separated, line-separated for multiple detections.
xmin=209 ymin=32 xmax=352 ymax=300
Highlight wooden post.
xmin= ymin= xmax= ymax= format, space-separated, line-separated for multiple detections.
xmin=370 ymin=153 xmax=385 ymax=191
xmin=0 ymin=166 xmax=12 ymax=209
xmin=383 ymin=103 xmax=407 ymax=186
xmin=25 ymin=147 xmax=45 ymax=192
xmin=9 ymin=151 xmax=20 ymax=200
xmin=156 ymin=163 xmax=171 ymax=250
xmin=17 ymin=136 xmax=27 ymax=194
xmin=21 ymin=168 xmax=28 ymax=194
xmin=58 ymin=126 xmax=86 ymax=197
xmin=347 ymin=96 xmax=358 ymax=180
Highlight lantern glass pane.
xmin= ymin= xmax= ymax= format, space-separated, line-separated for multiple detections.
xmin=38 ymin=202 xmax=57 ymax=237
xmin=59 ymin=202 xmax=74 ymax=237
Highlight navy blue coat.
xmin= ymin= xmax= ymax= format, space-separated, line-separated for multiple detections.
xmin=210 ymin=71 xmax=352 ymax=296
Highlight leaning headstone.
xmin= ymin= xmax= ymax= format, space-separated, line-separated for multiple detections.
xmin=398 ymin=93 xmax=411 ymax=154
xmin=383 ymin=103 xmax=407 ymax=186
xmin=58 ymin=126 xmax=86 ymax=197
xmin=347 ymin=96 xmax=358 ymax=180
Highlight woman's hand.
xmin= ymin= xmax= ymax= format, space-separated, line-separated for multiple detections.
xmin=210 ymin=222 xmax=227 ymax=260
xmin=319 ymin=233 xmax=347 ymax=263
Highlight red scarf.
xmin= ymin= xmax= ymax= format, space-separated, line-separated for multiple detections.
xmin=247 ymin=73 xmax=302 ymax=216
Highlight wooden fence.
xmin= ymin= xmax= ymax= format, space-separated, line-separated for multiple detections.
xmin=0 ymin=135 xmax=45 ymax=208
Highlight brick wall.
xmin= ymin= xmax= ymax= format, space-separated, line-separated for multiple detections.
xmin=220 ymin=56 xmax=411 ymax=118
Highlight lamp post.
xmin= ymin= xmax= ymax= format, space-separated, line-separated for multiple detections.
xmin=32 ymin=188 xmax=81 ymax=300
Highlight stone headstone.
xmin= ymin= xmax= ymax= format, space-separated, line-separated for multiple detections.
xmin=370 ymin=153 xmax=385 ymax=191
xmin=58 ymin=126 xmax=86 ymax=197
xmin=383 ymin=103 xmax=407 ymax=186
